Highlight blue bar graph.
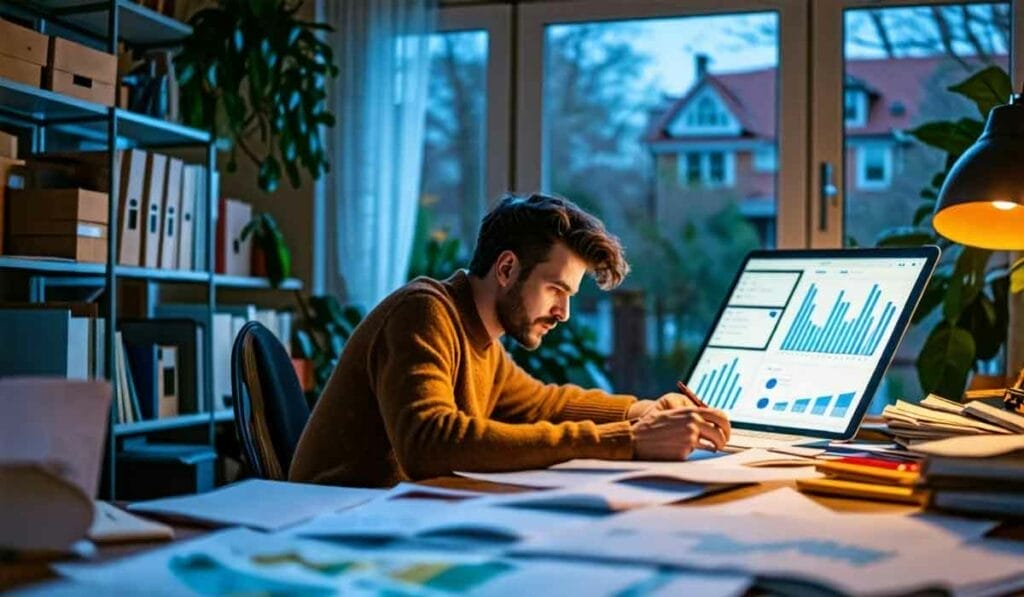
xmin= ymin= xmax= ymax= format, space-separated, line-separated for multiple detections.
xmin=792 ymin=398 xmax=810 ymax=413
xmin=773 ymin=402 xmax=789 ymax=411
xmin=830 ymin=392 xmax=856 ymax=418
xmin=811 ymin=395 xmax=831 ymax=415
xmin=694 ymin=358 xmax=742 ymax=409
xmin=780 ymin=283 xmax=894 ymax=356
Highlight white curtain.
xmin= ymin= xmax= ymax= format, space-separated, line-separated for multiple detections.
xmin=320 ymin=0 xmax=437 ymax=308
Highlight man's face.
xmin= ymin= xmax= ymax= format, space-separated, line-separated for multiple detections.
xmin=496 ymin=242 xmax=587 ymax=350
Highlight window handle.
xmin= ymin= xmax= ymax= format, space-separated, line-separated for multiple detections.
xmin=819 ymin=161 xmax=838 ymax=231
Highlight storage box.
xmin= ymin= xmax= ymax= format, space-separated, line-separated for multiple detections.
xmin=0 ymin=131 xmax=17 ymax=159
xmin=7 ymin=188 xmax=109 ymax=226
xmin=0 ymin=56 xmax=43 ymax=88
xmin=7 ymin=235 xmax=107 ymax=263
xmin=0 ymin=19 xmax=48 ymax=66
xmin=44 ymin=68 xmax=116 ymax=106
xmin=45 ymin=37 xmax=117 ymax=106
xmin=216 ymin=198 xmax=252 ymax=276
xmin=0 ymin=156 xmax=26 ymax=255
xmin=116 ymin=442 xmax=216 ymax=501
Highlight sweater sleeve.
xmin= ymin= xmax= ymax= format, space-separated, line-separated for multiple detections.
xmin=492 ymin=351 xmax=636 ymax=425
xmin=369 ymin=294 xmax=634 ymax=480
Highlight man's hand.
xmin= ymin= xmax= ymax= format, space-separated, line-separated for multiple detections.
xmin=631 ymin=407 xmax=732 ymax=460
xmin=626 ymin=392 xmax=701 ymax=420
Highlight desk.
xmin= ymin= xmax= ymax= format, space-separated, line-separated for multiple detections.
xmin=4 ymin=478 xmax=1022 ymax=594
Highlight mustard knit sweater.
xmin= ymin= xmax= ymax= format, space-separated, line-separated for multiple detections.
xmin=289 ymin=270 xmax=637 ymax=487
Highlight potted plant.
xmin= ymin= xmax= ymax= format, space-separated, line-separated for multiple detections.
xmin=176 ymin=0 xmax=337 ymax=193
xmin=241 ymin=212 xmax=292 ymax=287
xmin=877 ymin=66 xmax=1024 ymax=400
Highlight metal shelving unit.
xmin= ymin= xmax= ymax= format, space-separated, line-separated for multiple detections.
xmin=0 ymin=1 xmax=299 ymax=498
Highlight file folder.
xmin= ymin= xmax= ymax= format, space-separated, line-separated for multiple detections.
xmin=159 ymin=157 xmax=182 ymax=269
xmin=141 ymin=153 xmax=167 ymax=268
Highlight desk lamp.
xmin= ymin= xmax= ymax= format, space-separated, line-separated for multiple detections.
xmin=933 ymin=87 xmax=1024 ymax=406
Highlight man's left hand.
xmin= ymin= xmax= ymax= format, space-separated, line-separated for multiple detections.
xmin=627 ymin=393 xmax=702 ymax=420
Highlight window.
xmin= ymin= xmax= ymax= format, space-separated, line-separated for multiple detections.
xmin=843 ymin=88 xmax=867 ymax=127
xmin=753 ymin=146 xmax=776 ymax=172
xmin=677 ymin=151 xmax=735 ymax=187
xmin=856 ymin=144 xmax=891 ymax=189
xmin=695 ymin=96 xmax=723 ymax=126
xmin=516 ymin=2 xmax=815 ymax=395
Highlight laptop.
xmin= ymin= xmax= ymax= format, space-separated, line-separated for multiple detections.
xmin=685 ymin=247 xmax=940 ymax=449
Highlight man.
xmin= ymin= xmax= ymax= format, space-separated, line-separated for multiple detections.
xmin=290 ymin=193 xmax=731 ymax=487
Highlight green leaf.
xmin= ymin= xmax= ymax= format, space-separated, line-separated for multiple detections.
xmin=1012 ymin=257 xmax=1024 ymax=294
xmin=947 ymin=65 xmax=1014 ymax=119
xmin=908 ymin=119 xmax=984 ymax=157
xmin=912 ymin=203 xmax=936 ymax=226
xmin=258 ymin=156 xmax=281 ymax=193
xmin=917 ymin=323 xmax=976 ymax=400
xmin=875 ymin=226 xmax=934 ymax=248
xmin=944 ymin=248 xmax=991 ymax=321
xmin=913 ymin=274 xmax=949 ymax=324
xmin=958 ymin=294 xmax=1003 ymax=360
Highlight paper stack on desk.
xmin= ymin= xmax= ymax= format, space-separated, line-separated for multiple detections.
xmin=881 ymin=394 xmax=1018 ymax=445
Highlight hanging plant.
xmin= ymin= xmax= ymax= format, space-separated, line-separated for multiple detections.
xmin=177 ymin=0 xmax=338 ymax=192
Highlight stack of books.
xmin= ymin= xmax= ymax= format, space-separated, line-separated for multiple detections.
xmin=881 ymin=394 xmax=1019 ymax=446
xmin=920 ymin=451 xmax=1024 ymax=518
xmin=797 ymin=455 xmax=928 ymax=505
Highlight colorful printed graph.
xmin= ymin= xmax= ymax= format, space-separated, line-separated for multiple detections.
xmin=754 ymin=391 xmax=857 ymax=418
xmin=780 ymin=283 xmax=895 ymax=356
xmin=693 ymin=357 xmax=742 ymax=410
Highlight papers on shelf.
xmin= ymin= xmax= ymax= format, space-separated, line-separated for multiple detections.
xmin=127 ymin=479 xmax=383 ymax=531
xmin=54 ymin=527 xmax=662 ymax=597
xmin=513 ymin=507 xmax=1014 ymax=596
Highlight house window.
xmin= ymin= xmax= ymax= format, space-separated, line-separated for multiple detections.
xmin=695 ymin=96 xmax=723 ymax=127
xmin=844 ymin=89 xmax=867 ymax=128
xmin=677 ymin=151 xmax=734 ymax=187
xmin=856 ymin=144 xmax=891 ymax=190
xmin=753 ymin=146 xmax=776 ymax=172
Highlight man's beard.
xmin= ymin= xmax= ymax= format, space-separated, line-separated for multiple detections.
xmin=496 ymin=279 xmax=557 ymax=351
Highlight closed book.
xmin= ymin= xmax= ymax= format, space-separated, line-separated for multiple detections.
xmin=930 ymin=489 xmax=1024 ymax=519
xmin=159 ymin=158 xmax=183 ymax=269
xmin=815 ymin=460 xmax=920 ymax=487
xmin=0 ymin=309 xmax=88 ymax=379
xmin=796 ymin=477 xmax=929 ymax=505
xmin=119 ymin=319 xmax=204 ymax=415
xmin=125 ymin=344 xmax=159 ymax=420
xmin=157 ymin=345 xmax=178 ymax=419
xmin=177 ymin=165 xmax=196 ymax=270
xmin=922 ymin=451 xmax=1024 ymax=485
xmin=141 ymin=154 xmax=167 ymax=268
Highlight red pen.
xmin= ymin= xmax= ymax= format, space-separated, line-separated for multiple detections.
xmin=677 ymin=381 xmax=709 ymax=408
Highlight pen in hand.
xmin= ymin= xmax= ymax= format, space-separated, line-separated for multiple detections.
xmin=676 ymin=380 xmax=708 ymax=408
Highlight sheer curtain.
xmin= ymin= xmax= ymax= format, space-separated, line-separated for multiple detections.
xmin=319 ymin=0 xmax=437 ymax=308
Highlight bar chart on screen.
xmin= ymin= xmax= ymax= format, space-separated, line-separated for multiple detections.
xmin=779 ymin=283 xmax=895 ymax=357
xmin=692 ymin=356 xmax=744 ymax=410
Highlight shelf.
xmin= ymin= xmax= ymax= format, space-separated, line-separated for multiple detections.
xmin=29 ymin=0 xmax=192 ymax=47
xmin=117 ymin=266 xmax=209 ymax=282
xmin=215 ymin=275 xmax=303 ymax=290
xmin=0 ymin=78 xmax=210 ymax=148
xmin=114 ymin=411 xmax=211 ymax=435
xmin=0 ymin=256 xmax=106 ymax=275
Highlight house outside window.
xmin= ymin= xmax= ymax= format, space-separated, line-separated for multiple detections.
xmin=856 ymin=143 xmax=892 ymax=190
xmin=677 ymin=151 xmax=735 ymax=187
xmin=753 ymin=146 xmax=776 ymax=172
xmin=844 ymin=89 xmax=867 ymax=127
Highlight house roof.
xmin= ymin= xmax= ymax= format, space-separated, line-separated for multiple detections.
xmin=646 ymin=54 xmax=1007 ymax=146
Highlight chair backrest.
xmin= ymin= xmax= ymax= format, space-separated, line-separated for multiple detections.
xmin=231 ymin=321 xmax=310 ymax=480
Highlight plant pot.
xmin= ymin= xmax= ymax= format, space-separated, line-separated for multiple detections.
xmin=291 ymin=358 xmax=314 ymax=392
xmin=251 ymin=246 xmax=268 ymax=278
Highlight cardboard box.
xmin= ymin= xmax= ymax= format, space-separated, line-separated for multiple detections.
xmin=7 ymin=235 xmax=107 ymax=263
xmin=0 ymin=19 xmax=48 ymax=66
xmin=216 ymin=198 xmax=252 ymax=276
xmin=7 ymin=188 xmax=109 ymax=227
xmin=44 ymin=68 xmax=116 ymax=106
xmin=0 ymin=56 xmax=43 ymax=88
xmin=8 ymin=219 xmax=107 ymax=239
xmin=48 ymin=37 xmax=116 ymax=85
xmin=0 ymin=131 xmax=17 ymax=159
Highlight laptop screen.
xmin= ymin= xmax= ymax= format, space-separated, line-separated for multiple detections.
xmin=685 ymin=248 xmax=939 ymax=439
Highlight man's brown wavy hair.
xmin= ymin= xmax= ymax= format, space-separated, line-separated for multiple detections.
xmin=468 ymin=193 xmax=630 ymax=290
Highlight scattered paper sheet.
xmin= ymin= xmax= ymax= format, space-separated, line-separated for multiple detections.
xmin=128 ymin=479 xmax=383 ymax=531
xmin=910 ymin=434 xmax=1024 ymax=458
xmin=514 ymin=507 xmax=1011 ymax=595
xmin=697 ymin=487 xmax=834 ymax=517
xmin=553 ymin=449 xmax=821 ymax=484
xmin=455 ymin=467 xmax=631 ymax=489
xmin=55 ymin=527 xmax=661 ymax=596
xmin=476 ymin=477 xmax=712 ymax=512
xmin=646 ymin=572 xmax=752 ymax=597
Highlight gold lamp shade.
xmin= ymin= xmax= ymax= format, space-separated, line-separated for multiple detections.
xmin=933 ymin=94 xmax=1024 ymax=250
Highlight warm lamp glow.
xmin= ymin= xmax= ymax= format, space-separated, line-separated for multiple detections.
xmin=933 ymin=201 xmax=1024 ymax=250
xmin=992 ymin=200 xmax=1019 ymax=211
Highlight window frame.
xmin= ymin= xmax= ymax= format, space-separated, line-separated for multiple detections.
xmin=854 ymin=142 xmax=893 ymax=190
xmin=809 ymin=0 xmax=1024 ymax=248
xmin=515 ymin=0 xmax=810 ymax=249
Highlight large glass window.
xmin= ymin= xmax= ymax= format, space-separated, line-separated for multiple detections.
xmin=842 ymin=3 xmax=1012 ymax=404
xmin=540 ymin=13 xmax=780 ymax=395
xmin=417 ymin=30 xmax=489 ymax=253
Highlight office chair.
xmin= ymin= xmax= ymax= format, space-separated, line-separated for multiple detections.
xmin=231 ymin=321 xmax=310 ymax=480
